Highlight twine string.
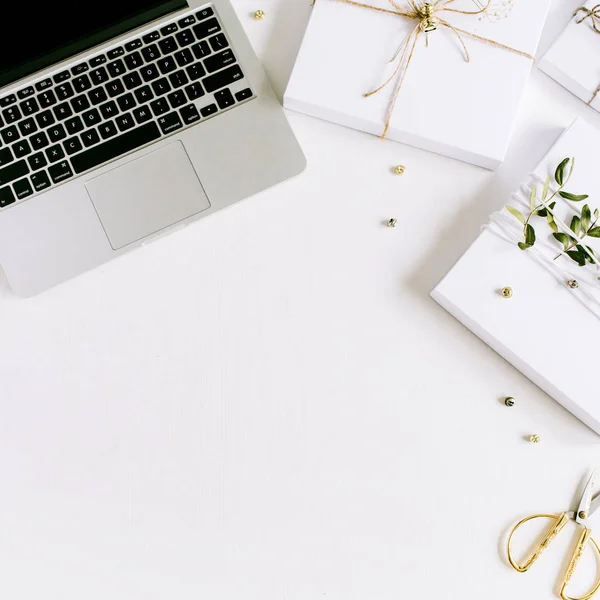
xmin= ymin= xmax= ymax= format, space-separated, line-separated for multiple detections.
xmin=574 ymin=5 xmax=600 ymax=104
xmin=313 ymin=0 xmax=535 ymax=138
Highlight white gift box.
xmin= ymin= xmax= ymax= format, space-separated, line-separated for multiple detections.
xmin=431 ymin=118 xmax=600 ymax=434
xmin=539 ymin=0 xmax=600 ymax=110
xmin=284 ymin=0 xmax=550 ymax=169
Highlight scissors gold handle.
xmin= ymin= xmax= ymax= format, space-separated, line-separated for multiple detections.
xmin=507 ymin=512 xmax=600 ymax=600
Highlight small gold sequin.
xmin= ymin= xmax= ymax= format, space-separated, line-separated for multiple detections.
xmin=501 ymin=286 xmax=513 ymax=298
xmin=253 ymin=9 xmax=265 ymax=19
xmin=568 ymin=279 xmax=579 ymax=289
xmin=505 ymin=397 xmax=515 ymax=407
xmin=387 ymin=218 xmax=397 ymax=228
xmin=394 ymin=165 xmax=405 ymax=175
xmin=529 ymin=434 xmax=541 ymax=444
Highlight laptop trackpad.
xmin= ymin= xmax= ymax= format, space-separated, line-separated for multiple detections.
xmin=86 ymin=141 xmax=210 ymax=250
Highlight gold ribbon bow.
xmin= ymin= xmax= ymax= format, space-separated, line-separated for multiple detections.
xmin=575 ymin=4 xmax=600 ymax=33
xmin=575 ymin=5 xmax=600 ymax=104
xmin=312 ymin=0 xmax=535 ymax=138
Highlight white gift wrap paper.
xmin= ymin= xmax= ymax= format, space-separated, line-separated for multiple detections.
xmin=284 ymin=0 xmax=550 ymax=169
xmin=431 ymin=119 xmax=600 ymax=435
xmin=539 ymin=0 xmax=600 ymax=111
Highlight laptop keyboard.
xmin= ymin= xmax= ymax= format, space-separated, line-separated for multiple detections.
xmin=0 ymin=6 xmax=254 ymax=209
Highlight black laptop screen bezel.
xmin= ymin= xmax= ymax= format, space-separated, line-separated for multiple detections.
xmin=0 ymin=0 xmax=188 ymax=88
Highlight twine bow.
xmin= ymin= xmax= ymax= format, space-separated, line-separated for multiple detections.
xmin=574 ymin=5 xmax=600 ymax=104
xmin=312 ymin=0 xmax=535 ymax=138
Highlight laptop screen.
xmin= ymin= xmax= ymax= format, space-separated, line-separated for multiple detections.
xmin=0 ymin=0 xmax=189 ymax=88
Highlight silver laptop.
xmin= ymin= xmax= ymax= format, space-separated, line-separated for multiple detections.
xmin=0 ymin=0 xmax=305 ymax=296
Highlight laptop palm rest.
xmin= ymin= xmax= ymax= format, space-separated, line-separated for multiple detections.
xmin=85 ymin=141 xmax=211 ymax=250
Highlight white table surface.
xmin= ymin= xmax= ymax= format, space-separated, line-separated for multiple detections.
xmin=2 ymin=2 xmax=600 ymax=598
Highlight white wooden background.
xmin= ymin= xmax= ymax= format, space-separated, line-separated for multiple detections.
xmin=1 ymin=1 xmax=600 ymax=598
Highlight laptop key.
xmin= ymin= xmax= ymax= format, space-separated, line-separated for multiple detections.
xmin=196 ymin=7 xmax=214 ymax=20
xmin=12 ymin=139 xmax=31 ymax=158
xmin=142 ymin=44 xmax=161 ymax=62
xmin=45 ymin=144 xmax=65 ymax=163
xmin=36 ymin=79 xmax=53 ymax=92
xmin=71 ymin=63 xmax=88 ymax=75
xmin=83 ymin=108 xmax=102 ymax=127
xmin=64 ymin=136 xmax=83 ymax=155
xmin=71 ymin=122 xmax=160 ymax=174
xmin=48 ymin=124 xmax=67 ymax=143
xmin=0 ymin=186 xmax=16 ymax=207
xmin=65 ymin=116 xmax=84 ymax=135
xmin=1 ymin=126 xmax=20 ymax=144
xmin=48 ymin=160 xmax=73 ymax=184
xmin=133 ymin=106 xmax=152 ymax=124
xmin=107 ymin=59 xmax=126 ymax=78
xmin=73 ymin=75 xmax=92 ymax=94
xmin=56 ymin=82 xmax=75 ymax=100
xmin=203 ymin=65 xmax=244 ymax=93
xmin=81 ymin=129 xmax=100 ymax=147
xmin=235 ymin=88 xmax=253 ymax=102
xmin=30 ymin=132 xmax=49 ymax=151
xmin=90 ymin=55 xmax=107 ymax=67
xmin=99 ymin=121 xmax=118 ymax=140
xmin=107 ymin=47 xmax=124 ymax=59
xmin=134 ymin=86 xmax=154 ymax=104
xmin=2 ymin=105 xmax=22 ymax=123
xmin=89 ymin=88 xmax=108 ymax=105
xmin=20 ymin=98 xmax=40 ymax=116
xmin=200 ymin=104 xmax=218 ymax=118
xmin=90 ymin=67 xmax=109 ymax=86
xmin=99 ymin=101 xmax=119 ymax=120
xmin=124 ymin=72 xmax=143 ymax=90
xmin=192 ymin=41 xmax=212 ymax=59
xmin=167 ymin=90 xmax=186 ymax=109
xmin=0 ymin=159 xmax=29 ymax=186
xmin=36 ymin=110 xmax=55 ymax=128
xmin=175 ymin=49 xmax=193 ymax=67
xmin=158 ymin=57 xmax=177 ymax=75
xmin=159 ymin=36 xmax=178 ymax=55
xmin=150 ymin=98 xmax=170 ymax=116
xmin=125 ymin=39 xmax=143 ymax=51
xmin=176 ymin=29 xmax=195 ymax=47
xmin=53 ymin=71 xmax=71 ymax=83
xmin=117 ymin=93 xmax=136 ymax=112
xmin=186 ymin=62 xmax=205 ymax=81
xmin=54 ymin=102 xmax=73 ymax=120
xmin=31 ymin=170 xmax=51 ymax=192
xmin=28 ymin=152 xmax=47 ymax=170
xmin=13 ymin=178 xmax=33 ymax=199
xmin=180 ymin=103 xmax=200 ymax=125
xmin=71 ymin=95 xmax=90 ymax=113
xmin=124 ymin=51 xmax=143 ymax=71
xmin=0 ymin=147 xmax=13 ymax=166
xmin=204 ymin=49 xmax=236 ymax=74
xmin=116 ymin=113 xmax=136 ymax=132
xmin=106 ymin=80 xmax=125 ymax=98
xmin=193 ymin=18 xmax=221 ymax=40
xmin=18 ymin=117 xmax=38 ymax=136
xmin=142 ymin=31 xmax=160 ymax=44
xmin=178 ymin=15 xmax=195 ymax=28
xmin=169 ymin=70 xmax=189 ymax=89
xmin=141 ymin=64 xmax=160 ymax=82
xmin=214 ymin=88 xmax=235 ymax=110
xmin=18 ymin=87 xmax=35 ymax=100
xmin=152 ymin=78 xmax=172 ymax=96
xmin=161 ymin=23 xmax=178 ymax=36
xmin=185 ymin=81 xmax=204 ymax=101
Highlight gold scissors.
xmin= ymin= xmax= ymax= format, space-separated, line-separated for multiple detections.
xmin=507 ymin=470 xmax=600 ymax=600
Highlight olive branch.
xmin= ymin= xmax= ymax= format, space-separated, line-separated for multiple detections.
xmin=505 ymin=157 xmax=600 ymax=270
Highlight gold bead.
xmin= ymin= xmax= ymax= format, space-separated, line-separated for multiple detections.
xmin=501 ymin=286 xmax=513 ymax=298
xmin=253 ymin=9 xmax=265 ymax=20
xmin=387 ymin=218 xmax=397 ymax=228
xmin=505 ymin=397 xmax=515 ymax=407
xmin=579 ymin=511 xmax=588 ymax=520
xmin=568 ymin=279 xmax=579 ymax=289
xmin=394 ymin=165 xmax=405 ymax=175
xmin=529 ymin=434 xmax=541 ymax=444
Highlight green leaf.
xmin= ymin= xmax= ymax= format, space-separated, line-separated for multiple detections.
xmin=555 ymin=158 xmax=570 ymax=186
xmin=571 ymin=216 xmax=582 ymax=236
xmin=542 ymin=176 xmax=551 ymax=202
xmin=518 ymin=242 xmax=532 ymax=250
xmin=536 ymin=208 xmax=547 ymax=217
xmin=585 ymin=246 xmax=597 ymax=264
xmin=582 ymin=204 xmax=592 ymax=231
xmin=529 ymin=186 xmax=537 ymax=211
xmin=505 ymin=205 xmax=525 ymax=224
xmin=559 ymin=191 xmax=589 ymax=202
xmin=595 ymin=208 xmax=599 ymax=219
xmin=588 ymin=227 xmax=600 ymax=238
xmin=525 ymin=223 xmax=536 ymax=245
xmin=567 ymin=250 xmax=587 ymax=266
xmin=553 ymin=232 xmax=571 ymax=250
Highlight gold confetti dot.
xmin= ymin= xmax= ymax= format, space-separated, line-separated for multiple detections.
xmin=253 ymin=9 xmax=265 ymax=19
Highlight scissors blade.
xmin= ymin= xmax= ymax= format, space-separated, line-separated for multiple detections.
xmin=589 ymin=491 xmax=600 ymax=518
xmin=576 ymin=469 xmax=597 ymax=524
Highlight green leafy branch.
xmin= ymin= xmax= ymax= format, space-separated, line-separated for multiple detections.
xmin=505 ymin=157 xmax=598 ymax=269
